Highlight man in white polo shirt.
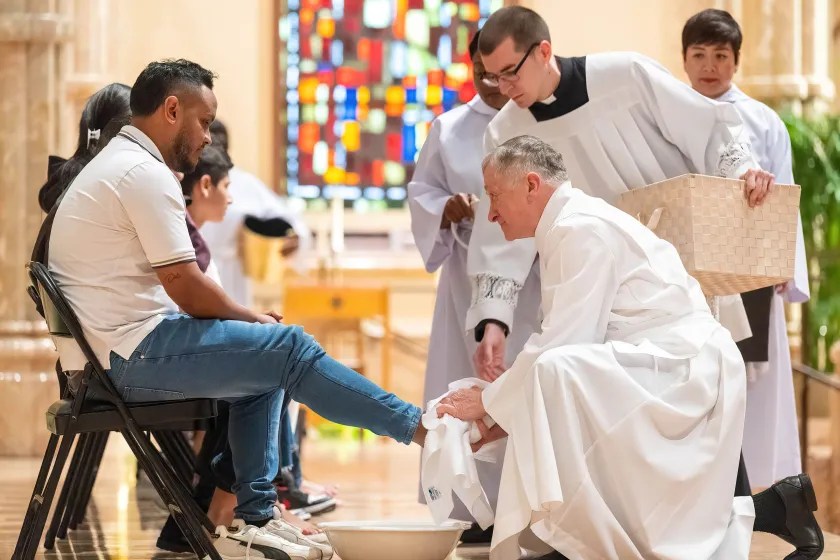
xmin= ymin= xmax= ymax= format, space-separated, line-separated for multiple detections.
xmin=49 ymin=59 xmax=425 ymax=560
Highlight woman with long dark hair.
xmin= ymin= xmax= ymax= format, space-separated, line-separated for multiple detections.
xmin=38 ymin=82 xmax=131 ymax=212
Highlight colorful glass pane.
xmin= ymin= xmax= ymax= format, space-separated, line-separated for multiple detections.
xmin=279 ymin=0 xmax=503 ymax=206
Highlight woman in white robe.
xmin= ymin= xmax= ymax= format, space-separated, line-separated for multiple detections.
xmin=442 ymin=136 xmax=754 ymax=560
xmin=407 ymin=32 xmax=542 ymax=522
xmin=681 ymin=8 xmax=809 ymax=488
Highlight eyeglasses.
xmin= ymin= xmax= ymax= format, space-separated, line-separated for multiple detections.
xmin=479 ymin=42 xmax=541 ymax=88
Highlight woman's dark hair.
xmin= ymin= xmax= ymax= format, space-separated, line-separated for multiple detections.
xmin=38 ymin=82 xmax=131 ymax=212
xmin=682 ymin=9 xmax=743 ymax=64
xmin=95 ymin=114 xmax=133 ymax=154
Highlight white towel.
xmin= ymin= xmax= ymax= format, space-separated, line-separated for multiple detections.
xmin=421 ymin=378 xmax=505 ymax=529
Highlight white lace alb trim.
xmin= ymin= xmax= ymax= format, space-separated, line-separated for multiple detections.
xmin=717 ymin=141 xmax=752 ymax=178
xmin=471 ymin=273 xmax=523 ymax=308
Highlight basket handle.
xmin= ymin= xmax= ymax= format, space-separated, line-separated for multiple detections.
xmin=636 ymin=207 xmax=665 ymax=232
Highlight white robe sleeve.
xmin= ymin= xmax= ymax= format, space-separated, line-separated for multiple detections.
xmin=407 ymin=119 xmax=457 ymax=273
xmin=765 ymin=117 xmax=810 ymax=302
xmin=464 ymin=126 xmax=538 ymax=332
xmin=629 ymin=56 xmax=759 ymax=179
xmin=482 ymin=220 xmax=618 ymax=422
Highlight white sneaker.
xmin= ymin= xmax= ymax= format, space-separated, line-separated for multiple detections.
xmin=252 ymin=507 xmax=333 ymax=559
xmin=214 ymin=523 xmax=316 ymax=560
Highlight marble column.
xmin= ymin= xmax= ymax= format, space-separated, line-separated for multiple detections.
xmin=736 ymin=0 xmax=834 ymax=108
xmin=0 ymin=1 xmax=73 ymax=456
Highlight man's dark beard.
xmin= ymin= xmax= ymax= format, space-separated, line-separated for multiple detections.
xmin=172 ymin=130 xmax=196 ymax=173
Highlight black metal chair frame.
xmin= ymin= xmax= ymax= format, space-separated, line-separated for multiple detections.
xmin=12 ymin=262 xmax=222 ymax=560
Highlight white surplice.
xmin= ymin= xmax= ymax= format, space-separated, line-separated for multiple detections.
xmin=408 ymin=95 xmax=542 ymax=520
xmin=467 ymin=52 xmax=758 ymax=341
xmin=481 ymin=183 xmax=753 ymax=560
xmin=200 ymin=166 xmax=311 ymax=307
xmin=717 ymin=84 xmax=810 ymax=486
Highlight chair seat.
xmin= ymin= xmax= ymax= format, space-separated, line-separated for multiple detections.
xmin=46 ymin=398 xmax=218 ymax=435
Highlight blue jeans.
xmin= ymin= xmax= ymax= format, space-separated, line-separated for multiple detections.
xmin=108 ymin=314 xmax=421 ymax=522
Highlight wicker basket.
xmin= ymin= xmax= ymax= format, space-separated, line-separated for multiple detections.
xmin=615 ymin=174 xmax=800 ymax=296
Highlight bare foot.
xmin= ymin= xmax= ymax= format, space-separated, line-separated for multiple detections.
xmin=301 ymin=479 xmax=340 ymax=498
xmin=279 ymin=503 xmax=323 ymax=535
xmin=207 ymin=488 xmax=237 ymax=528
xmin=412 ymin=422 xmax=428 ymax=446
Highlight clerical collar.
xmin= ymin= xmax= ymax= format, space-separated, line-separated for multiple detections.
xmin=528 ymin=56 xmax=589 ymax=122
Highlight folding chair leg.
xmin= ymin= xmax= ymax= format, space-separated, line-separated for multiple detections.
xmin=149 ymin=432 xmax=216 ymax=534
xmin=167 ymin=431 xmax=198 ymax=485
xmin=174 ymin=431 xmax=198 ymax=471
xmin=16 ymin=432 xmax=76 ymax=560
xmin=154 ymin=431 xmax=193 ymax=487
xmin=69 ymin=431 xmax=109 ymax=530
xmin=12 ymin=432 xmax=59 ymax=560
xmin=43 ymin=433 xmax=87 ymax=548
xmin=120 ymin=428 xmax=221 ymax=560
xmin=53 ymin=433 xmax=98 ymax=542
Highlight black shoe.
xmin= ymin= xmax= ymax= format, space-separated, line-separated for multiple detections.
xmin=155 ymin=514 xmax=193 ymax=553
xmin=771 ymin=474 xmax=824 ymax=560
xmin=275 ymin=469 xmax=337 ymax=516
xmin=459 ymin=523 xmax=494 ymax=544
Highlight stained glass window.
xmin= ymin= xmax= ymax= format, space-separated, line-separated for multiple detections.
xmin=279 ymin=0 xmax=503 ymax=209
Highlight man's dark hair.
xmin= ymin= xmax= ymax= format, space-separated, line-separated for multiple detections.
xmin=130 ymin=59 xmax=217 ymax=117
xmin=210 ymin=119 xmax=229 ymax=152
xmin=478 ymin=6 xmax=551 ymax=56
xmin=682 ymin=9 xmax=742 ymax=64
xmin=469 ymin=29 xmax=481 ymax=59
xmin=180 ymin=145 xmax=233 ymax=199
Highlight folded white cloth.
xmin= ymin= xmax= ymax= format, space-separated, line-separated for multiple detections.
xmin=717 ymin=294 xmax=752 ymax=342
xmin=421 ymin=378 xmax=505 ymax=529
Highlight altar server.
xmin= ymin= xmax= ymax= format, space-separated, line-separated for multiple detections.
xmin=682 ymin=7 xmax=810 ymax=489
xmin=408 ymin=31 xmax=541 ymax=528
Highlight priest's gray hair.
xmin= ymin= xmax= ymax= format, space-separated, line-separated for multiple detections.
xmin=482 ymin=135 xmax=568 ymax=188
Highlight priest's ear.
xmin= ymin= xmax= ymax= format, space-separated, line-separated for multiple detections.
xmin=525 ymin=171 xmax=542 ymax=199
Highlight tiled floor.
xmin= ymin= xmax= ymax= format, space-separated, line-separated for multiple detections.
xmin=0 ymin=435 xmax=837 ymax=559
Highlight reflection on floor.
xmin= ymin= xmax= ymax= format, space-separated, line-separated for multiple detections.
xmin=0 ymin=436 xmax=837 ymax=559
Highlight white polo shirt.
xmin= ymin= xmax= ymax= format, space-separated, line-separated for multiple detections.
xmin=49 ymin=125 xmax=196 ymax=368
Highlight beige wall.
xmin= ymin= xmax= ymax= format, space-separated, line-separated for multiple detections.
xmin=102 ymin=0 xmax=276 ymax=186
xmin=73 ymin=0 xmax=834 ymax=194
xmin=524 ymin=0 xmax=726 ymax=82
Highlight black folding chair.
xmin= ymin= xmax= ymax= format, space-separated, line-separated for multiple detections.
xmin=13 ymin=262 xmax=222 ymax=560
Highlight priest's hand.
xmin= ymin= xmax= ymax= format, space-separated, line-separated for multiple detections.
xmin=474 ymin=322 xmax=507 ymax=381
xmin=440 ymin=193 xmax=477 ymax=229
xmin=740 ymin=168 xmax=774 ymax=207
xmin=436 ymin=386 xmax=486 ymax=422
xmin=470 ymin=418 xmax=508 ymax=453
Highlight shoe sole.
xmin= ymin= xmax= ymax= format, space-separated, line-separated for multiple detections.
xmin=304 ymin=501 xmax=337 ymax=516
xmin=799 ymin=474 xmax=818 ymax=512
xmin=155 ymin=537 xmax=194 ymax=554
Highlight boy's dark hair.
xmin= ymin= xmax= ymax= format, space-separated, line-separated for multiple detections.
xmin=130 ymin=59 xmax=217 ymax=117
xmin=682 ymin=9 xmax=742 ymax=64
xmin=180 ymin=145 xmax=233 ymax=199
